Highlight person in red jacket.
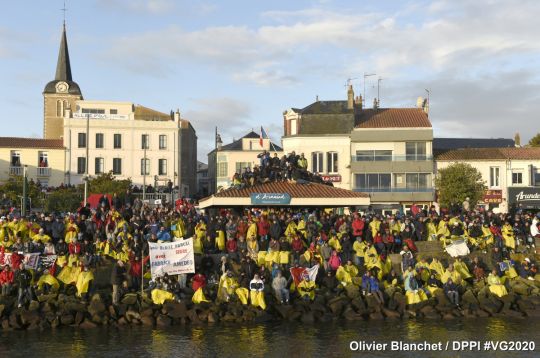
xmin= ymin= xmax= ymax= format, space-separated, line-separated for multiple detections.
xmin=129 ymin=253 xmax=150 ymax=292
xmin=352 ymin=215 xmax=365 ymax=239
xmin=257 ymin=216 xmax=270 ymax=242
xmin=226 ymin=237 xmax=238 ymax=254
xmin=191 ymin=272 xmax=206 ymax=292
xmin=291 ymin=235 xmax=304 ymax=262
xmin=0 ymin=265 xmax=14 ymax=296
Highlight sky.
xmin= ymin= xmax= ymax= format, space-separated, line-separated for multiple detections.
xmin=1 ymin=0 xmax=540 ymax=162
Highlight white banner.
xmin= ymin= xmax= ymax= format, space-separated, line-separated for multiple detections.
xmin=0 ymin=252 xmax=41 ymax=269
xmin=149 ymin=238 xmax=195 ymax=279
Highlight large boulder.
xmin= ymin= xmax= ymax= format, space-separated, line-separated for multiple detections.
xmin=163 ymin=302 xmax=187 ymax=319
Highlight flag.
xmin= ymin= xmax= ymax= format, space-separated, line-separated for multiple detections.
xmin=260 ymin=126 xmax=268 ymax=147
xmin=290 ymin=264 xmax=319 ymax=287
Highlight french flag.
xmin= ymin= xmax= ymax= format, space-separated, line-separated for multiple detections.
xmin=260 ymin=126 xmax=268 ymax=147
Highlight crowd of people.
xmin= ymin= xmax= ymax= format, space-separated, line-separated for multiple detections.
xmin=230 ymin=150 xmax=332 ymax=190
xmin=1 ymin=184 xmax=539 ymax=311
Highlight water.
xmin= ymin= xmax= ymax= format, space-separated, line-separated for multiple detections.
xmin=0 ymin=318 xmax=538 ymax=357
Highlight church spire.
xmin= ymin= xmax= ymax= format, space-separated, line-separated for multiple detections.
xmin=54 ymin=24 xmax=73 ymax=81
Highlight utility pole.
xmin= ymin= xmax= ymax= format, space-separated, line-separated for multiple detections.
xmin=363 ymin=72 xmax=376 ymax=108
xmin=22 ymin=165 xmax=28 ymax=216
xmin=425 ymin=88 xmax=431 ymax=116
xmin=83 ymin=113 xmax=89 ymax=206
xmin=377 ymin=77 xmax=384 ymax=107
xmin=143 ymin=134 xmax=147 ymax=201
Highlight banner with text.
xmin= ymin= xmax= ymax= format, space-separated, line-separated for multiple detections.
xmin=149 ymin=239 xmax=195 ymax=279
xmin=0 ymin=252 xmax=41 ymax=269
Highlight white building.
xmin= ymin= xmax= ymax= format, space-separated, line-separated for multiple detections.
xmin=208 ymin=131 xmax=283 ymax=193
xmin=435 ymin=147 xmax=540 ymax=212
xmin=64 ymin=102 xmax=197 ymax=196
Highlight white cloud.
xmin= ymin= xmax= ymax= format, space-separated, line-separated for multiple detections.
xmin=96 ymin=0 xmax=175 ymax=14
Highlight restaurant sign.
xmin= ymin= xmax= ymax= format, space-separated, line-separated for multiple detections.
xmin=321 ymin=175 xmax=342 ymax=183
xmin=483 ymin=190 xmax=502 ymax=204
xmin=508 ymin=187 xmax=540 ymax=209
xmin=250 ymin=192 xmax=291 ymax=205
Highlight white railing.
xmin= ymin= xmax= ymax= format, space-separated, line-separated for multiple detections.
xmin=9 ymin=166 xmax=22 ymax=176
xmin=37 ymin=167 xmax=51 ymax=177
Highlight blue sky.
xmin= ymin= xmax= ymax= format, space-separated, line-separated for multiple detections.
xmin=2 ymin=0 xmax=540 ymax=161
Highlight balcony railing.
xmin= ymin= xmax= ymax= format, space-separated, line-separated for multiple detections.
xmin=351 ymin=154 xmax=433 ymax=162
xmin=37 ymin=167 xmax=51 ymax=177
xmin=9 ymin=166 xmax=22 ymax=176
xmin=353 ymin=187 xmax=434 ymax=193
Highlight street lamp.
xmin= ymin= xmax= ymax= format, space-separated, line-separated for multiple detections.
xmin=143 ymin=133 xmax=148 ymax=201
xmin=83 ymin=113 xmax=90 ymax=206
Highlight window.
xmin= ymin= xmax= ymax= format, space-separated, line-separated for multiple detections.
xmin=235 ymin=162 xmax=252 ymax=174
xmin=394 ymin=173 xmax=431 ymax=190
xmin=355 ymin=173 xmax=391 ymax=191
xmin=290 ymin=119 xmax=297 ymax=135
xmin=95 ymin=133 xmax=104 ymax=148
xmin=405 ymin=142 xmax=427 ymax=160
xmin=114 ymin=134 xmax=122 ymax=149
xmin=110 ymin=109 xmax=118 ymax=115
xmin=113 ymin=158 xmax=122 ymax=175
xmin=311 ymin=152 xmax=323 ymax=173
xmin=77 ymin=157 xmax=86 ymax=174
xmin=10 ymin=151 xmax=21 ymax=166
xmin=141 ymin=134 xmax=149 ymax=149
xmin=56 ymin=100 xmax=62 ymax=117
xmin=490 ymin=167 xmax=500 ymax=188
xmin=159 ymin=159 xmax=167 ymax=175
xmin=141 ymin=158 xmax=150 ymax=175
xmin=355 ymin=150 xmax=392 ymax=161
xmin=95 ymin=157 xmax=105 ymax=174
xmin=159 ymin=135 xmax=167 ymax=149
xmin=326 ymin=152 xmax=338 ymax=173
xmin=78 ymin=133 xmax=87 ymax=148
xmin=82 ymin=108 xmax=105 ymax=114
xmin=217 ymin=162 xmax=228 ymax=178
xmin=512 ymin=172 xmax=523 ymax=185
xmin=38 ymin=152 xmax=48 ymax=167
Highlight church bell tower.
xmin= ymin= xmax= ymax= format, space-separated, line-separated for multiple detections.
xmin=43 ymin=24 xmax=83 ymax=139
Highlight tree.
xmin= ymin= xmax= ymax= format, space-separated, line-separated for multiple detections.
xmin=0 ymin=176 xmax=43 ymax=210
xmin=435 ymin=163 xmax=486 ymax=209
xmin=87 ymin=172 xmax=132 ymax=197
xmin=528 ymin=133 xmax=540 ymax=147
xmin=45 ymin=187 xmax=82 ymax=213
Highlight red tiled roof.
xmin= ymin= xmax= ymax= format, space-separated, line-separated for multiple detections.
xmin=0 ymin=137 xmax=64 ymax=149
xmin=436 ymin=147 xmax=540 ymax=161
xmin=214 ymin=181 xmax=369 ymax=198
xmin=355 ymin=108 xmax=431 ymax=128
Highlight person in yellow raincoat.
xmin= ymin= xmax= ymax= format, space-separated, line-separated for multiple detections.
xmin=426 ymin=219 xmax=438 ymax=241
xmin=453 ymin=257 xmax=472 ymax=281
xmin=284 ymin=219 xmax=297 ymax=239
xmin=441 ymin=264 xmax=463 ymax=285
xmin=487 ymin=269 xmax=508 ymax=297
xmin=297 ymin=277 xmax=316 ymax=301
xmin=369 ymin=216 xmax=381 ymax=238
xmin=404 ymin=271 xmax=428 ymax=305
xmin=64 ymin=218 xmax=79 ymax=243
xmin=247 ymin=238 xmax=259 ymax=262
xmin=218 ymin=271 xmax=247 ymax=304
xmin=57 ymin=264 xmax=82 ymax=286
xmin=328 ymin=235 xmax=342 ymax=252
xmin=246 ymin=220 xmax=258 ymax=241
xmin=429 ymin=258 xmax=445 ymax=280
xmin=195 ymin=220 xmax=207 ymax=241
xmin=151 ymin=288 xmax=175 ymax=304
xmin=75 ymin=266 xmax=94 ymax=298
xmin=171 ymin=216 xmax=186 ymax=239
xmin=501 ymin=221 xmax=516 ymax=251
xmin=363 ymin=242 xmax=381 ymax=273
xmin=481 ymin=224 xmax=494 ymax=248
xmin=437 ymin=217 xmax=450 ymax=242
xmin=215 ymin=225 xmax=226 ymax=252
xmin=336 ymin=265 xmax=353 ymax=285
xmin=352 ymin=238 xmax=367 ymax=266
xmin=192 ymin=287 xmax=210 ymax=304
xmin=36 ymin=269 xmax=60 ymax=293
xmin=415 ymin=258 xmax=431 ymax=283
xmin=249 ymin=274 xmax=266 ymax=310
xmin=32 ymin=229 xmax=51 ymax=244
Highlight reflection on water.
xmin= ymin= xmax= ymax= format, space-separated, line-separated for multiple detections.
xmin=0 ymin=318 xmax=537 ymax=358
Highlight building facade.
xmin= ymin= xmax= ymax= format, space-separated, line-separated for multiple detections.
xmin=208 ymin=131 xmax=283 ymax=193
xmin=0 ymin=137 xmax=66 ymax=187
xmin=63 ymin=104 xmax=197 ymax=196
xmin=282 ymin=85 xmax=435 ymax=212
xmin=196 ymin=161 xmax=210 ymax=198
xmin=435 ymin=147 xmax=540 ymax=213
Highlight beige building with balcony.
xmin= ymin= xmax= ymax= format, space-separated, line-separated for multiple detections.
xmin=208 ymin=131 xmax=283 ymax=193
xmin=0 ymin=137 xmax=66 ymax=187
xmin=436 ymin=147 xmax=540 ymax=213
xmin=282 ymin=85 xmax=435 ymax=212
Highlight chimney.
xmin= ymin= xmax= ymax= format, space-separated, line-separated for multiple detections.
xmin=373 ymin=98 xmax=379 ymax=109
xmin=347 ymin=85 xmax=354 ymax=109
xmin=354 ymin=95 xmax=362 ymax=110
xmin=417 ymin=97 xmax=424 ymax=108
xmin=174 ymin=108 xmax=180 ymax=122
xmin=515 ymin=132 xmax=521 ymax=147
xmin=316 ymin=95 xmax=319 ymax=102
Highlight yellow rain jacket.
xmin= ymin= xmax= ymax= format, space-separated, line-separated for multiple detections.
xmin=487 ymin=273 xmax=508 ymax=297
xmin=453 ymin=260 xmax=472 ymax=280
xmin=151 ymin=289 xmax=175 ymax=304
xmin=75 ymin=270 xmax=94 ymax=297
xmin=441 ymin=269 xmax=462 ymax=285
xmin=429 ymin=259 xmax=445 ymax=280
xmin=501 ymin=224 xmax=516 ymax=250
xmin=192 ymin=287 xmax=210 ymax=304
xmin=328 ymin=236 xmax=342 ymax=252
xmin=369 ymin=220 xmax=381 ymax=238
xmin=297 ymin=280 xmax=316 ymax=301
xmin=171 ymin=218 xmax=186 ymax=239
xmin=250 ymin=291 xmax=266 ymax=310
xmin=57 ymin=266 xmax=81 ymax=285
xmin=36 ymin=273 xmax=60 ymax=291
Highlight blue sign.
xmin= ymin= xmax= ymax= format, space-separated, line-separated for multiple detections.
xmin=250 ymin=192 xmax=291 ymax=205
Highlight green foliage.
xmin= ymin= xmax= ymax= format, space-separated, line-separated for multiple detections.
xmin=435 ymin=163 xmax=486 ymax=208
xmin=528 ymin=133 xmax=540 ymax=147
xmin=45 ymin=187 xmax=82 ymax=213
xmin=87 ymin=172 xmax=131 ymax=196
xmin=0 ymin=176 xmax=42 ymax=206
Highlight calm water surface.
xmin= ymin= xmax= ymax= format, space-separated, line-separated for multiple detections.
xmin=0 ymin=318 xmax=538 ymax=357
